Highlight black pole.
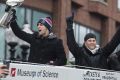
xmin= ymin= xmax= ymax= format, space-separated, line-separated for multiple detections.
xmin=8 ymin=42 xmax=17 ymax=60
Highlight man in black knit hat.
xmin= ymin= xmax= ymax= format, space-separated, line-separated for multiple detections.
xmin=66 ymin=13 xmax=120 ymax=69
xmin=8 ymin=9 xmax=67 ymax=66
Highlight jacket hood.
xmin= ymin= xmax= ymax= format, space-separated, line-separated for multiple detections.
xmin=48 ymin=32 xmax=57 ymax=39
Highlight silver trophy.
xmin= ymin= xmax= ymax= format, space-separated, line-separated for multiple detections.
xmin=0 ymin=0 xmax=24 ymax=28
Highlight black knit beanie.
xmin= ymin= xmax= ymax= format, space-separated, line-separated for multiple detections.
xmin=84 ymin=33 xmax=96 ymax=41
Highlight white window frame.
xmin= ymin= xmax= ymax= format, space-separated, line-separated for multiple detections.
xmin=118 ymin=0 xmax=120 ymax=10
xmin=90 ymin=0 xmax=108 ymax=5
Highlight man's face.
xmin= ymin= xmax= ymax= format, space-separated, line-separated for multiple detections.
xmin=37 ymin=23 xmax=49 ymax=37
xmin=84 ymin=38 xmax=97 ymax=50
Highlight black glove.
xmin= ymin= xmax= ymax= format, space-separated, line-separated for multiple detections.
xmin=66 ymin=12 xmax=74 ymax=30
xmin=5 ymin=5 xmax=11 ymax=12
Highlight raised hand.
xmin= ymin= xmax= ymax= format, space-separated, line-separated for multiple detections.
xmin=66 ymin=12 xmax=74 ymax=30
xmin=5 ymin=5 xmax=11 ymax=12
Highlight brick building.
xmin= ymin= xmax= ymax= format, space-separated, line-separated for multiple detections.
xmin=0 ymin=0 xmax=120 ymax=60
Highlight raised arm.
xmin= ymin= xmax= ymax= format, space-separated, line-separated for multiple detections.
xmin=66 ymin=13 xmax=81 ymax=58
xmin=9 ymin=9 xmax=34 ymax=43
xmin=102 ymin=27 xmax=120 ymax=57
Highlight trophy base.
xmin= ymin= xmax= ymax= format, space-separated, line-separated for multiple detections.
xmin=6 ymin=0 xmax=24 ymax=7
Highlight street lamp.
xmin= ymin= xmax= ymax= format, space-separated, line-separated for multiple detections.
xmin=5 ymin=27 xmax=18 ymax=60
xmin=19 ymin=19 xmax=33 ymax=62
xmin=7 ymin=41 xmax=17 ymax=60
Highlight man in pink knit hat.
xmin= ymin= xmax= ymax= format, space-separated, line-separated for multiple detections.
xmin=9 ymin=9 xmax=67 ymax=66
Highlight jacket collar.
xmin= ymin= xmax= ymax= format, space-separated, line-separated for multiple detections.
xmin=83 ymin=44 xmax=100 ymax=55
xmin=48 ymin=33 xmax=56 ymax=39
xmin=33 ymin=32 xmax=56 ymax=39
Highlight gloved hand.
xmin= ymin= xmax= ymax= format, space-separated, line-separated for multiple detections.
xmin=66 ymin=12 xmax=74 ymax=30
xmin=5 ymin=5 xmax=11 ymax=12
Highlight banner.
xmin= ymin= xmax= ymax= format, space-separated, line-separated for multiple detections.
xmin=1 ymin=63 xmax=120 ymax=80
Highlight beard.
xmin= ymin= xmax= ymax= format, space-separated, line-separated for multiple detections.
xmin=38 ymin=30 xmax=45 ymax=36
xmin=38 ymin=30 xmax=49 ymax=38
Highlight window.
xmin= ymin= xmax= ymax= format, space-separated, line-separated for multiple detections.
xmin=0 ymin=4 xmax=5 ymax=19
xmin=102 ymin=0 xmax=107 ymax=2
xmin=118 ymin=0 xmax=120 ymax=10
xmin=73 ymin=23 xmax=101 ymax=46
xmin=16 ymin=7 xmax=25 ymax=28
xmin=0 ymin=28 xmax=5 ymax=59
xmin=90 ymin=0 xmax=108 ymax=5
xmin=0 ymin=4 xmax=6 ymax=59
xmin=90 ymin=0 xmax=107 ymax=2
xmin=26 ymin=8 xmax=32 ymax=27
xmin=32 ymin=10 xmax=51 ymax=31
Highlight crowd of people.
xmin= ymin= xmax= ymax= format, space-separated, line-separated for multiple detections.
xmin=1 ymin=7 xmax=120 ymax=78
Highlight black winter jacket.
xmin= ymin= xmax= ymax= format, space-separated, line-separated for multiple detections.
xmin=66 ymin=28 xmax=120 ymax=69
xmin=10 ymin=21 xmax=67 ymax=66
